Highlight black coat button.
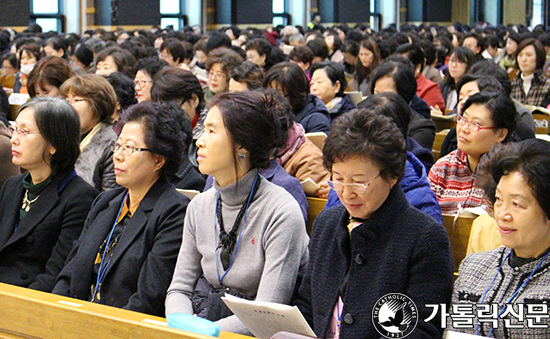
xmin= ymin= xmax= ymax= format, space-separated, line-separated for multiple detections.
xmin=26 ymin=236 xmax=34 ymax=244
xmin=355 ymin=254 xmax=364 ymax=264
xmin=20 ymin=272 xmax=28 ymax=280
xmin=343 ymin=313 xmax=354 ymax=324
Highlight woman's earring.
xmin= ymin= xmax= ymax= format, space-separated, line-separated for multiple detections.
xmin=239 ymin=152 xmax=247 ymax=159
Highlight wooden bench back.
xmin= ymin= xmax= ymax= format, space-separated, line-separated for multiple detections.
xmin=0 ymin=283 xmax=250 ymax=339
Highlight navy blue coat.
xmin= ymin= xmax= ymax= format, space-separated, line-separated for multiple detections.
xmin=52 ymin=178 xmax=188 ymax=317
xmin=0 ymin=172 xmax=97 ymax=292
xmin=294 ymin=94 xmax=331 ymax=134
xmin=295 ymin=187 xmax=454 ymax=338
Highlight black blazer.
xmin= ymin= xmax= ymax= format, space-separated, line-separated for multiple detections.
xmin=52 ymin=177 xmax=189 ymax=317
xmin=0 ymin=172 xmax=98 ymax=292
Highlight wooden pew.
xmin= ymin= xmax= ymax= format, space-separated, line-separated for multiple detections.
xmin=306 ymin=197 xmax=327 ymax=236
xmin=432 ymin=129 xmax=450 ymax=161
xmin=0 ymin=283 xmax=251 ymax=339
xmin=442 ymin=213 xmax=476 ymax=273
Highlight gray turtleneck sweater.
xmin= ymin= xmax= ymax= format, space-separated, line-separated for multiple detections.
xmin=166 ymin=169 xmax=309 ymax=335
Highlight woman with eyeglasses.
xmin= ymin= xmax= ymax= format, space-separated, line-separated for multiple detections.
xmin=52 ymin=101 xmax=189 ymax=317
xmin=165 ymin=91 xmax=309 ymax=335
xmin=294 ymin=107 xmax=454 ymax=339
xmin=438 ymin=47 xmax=476 ymax=112
xmin=0 ymin=97 xmax=97 ymax=292
xmin=204 ymin=48 xmax=244 ymax=103
xmin=429 ymin=92 xmax=517 ymax=214
xmin=60 ymin=74 xmax=118 ymax=192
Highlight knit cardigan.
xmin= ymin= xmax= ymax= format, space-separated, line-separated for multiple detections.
xmin=295 ymin=186 xmax=454 ymax=339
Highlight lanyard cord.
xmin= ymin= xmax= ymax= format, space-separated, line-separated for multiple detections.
xmin=476 ymin=249 xmax=550 ymax=337
xmin=92 ymin=192 xmax=128 ymax=301
xmin=215 ymin=172 xmax=260 ymax=285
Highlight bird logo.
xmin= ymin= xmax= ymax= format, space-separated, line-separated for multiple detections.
xmin=373 ymin=293 xmax=419 ymax=338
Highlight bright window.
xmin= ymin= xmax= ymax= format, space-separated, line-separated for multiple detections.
xmin=160 ymin=0 xmax=184 ymax=30
xmin=31 ymin=0 xmax=62 ymax=32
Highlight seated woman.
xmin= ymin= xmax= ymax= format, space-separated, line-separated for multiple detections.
xmin=0 ymin=121 xmax=19 ymax=189
xmin=264 ymin=62 xmax=330 ymax=134
xmin=348 ymin=38 xmax=380 ymax=96
xmin=228 ymin=60 xmax=264 ymax=92
xmin=95 ymin=46 xmax=136 ymax=78
xmin=0 ymin=97 xmax=97 ymax=292
xmin=14 ymin=43 xmax=42 ymax=94
xmin=310 ymin=61 xmax=355 ymax=122
xmin=323 ymin=93 xmax=442 ymax=223
xmin=510 ymin=38 xmax=550 ymax=107
xmin=438 ymin=47 xmax=475 ymax=112
xmin=52 ymin=102 xmax=190 ymax=317
xmin=428 ymin=92 xmax=517 ymax=214
xmin=165 ymin=91 xmax=309 ymax=335
xmin=133 ymin=56 xmax=168 ymax=103
xmin=448 ymin=139 xmax=550 ymax=338
xmin=204 ymin=48 xmax=244 ymax=103
xmin=27 ymin=56 xmax=75 ymax=98
xmin=371 ymin=59 xmax=436 ymax=151
xmin=60 ymin=74 xmax=118 ymax=191
xmin=294 ymin=107 xmax=454 ymax=339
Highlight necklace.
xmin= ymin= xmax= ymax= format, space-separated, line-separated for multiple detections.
xmin=22 ymin=190 xmax=39 ymax=212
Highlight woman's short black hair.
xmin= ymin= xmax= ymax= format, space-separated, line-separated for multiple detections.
xmin=370 ymin=58 xmax=417 ymax=104
xmin=461 ymin=92 xmax=517 ymax=143
xmin=323 ymin=107 xmax=407 ymax=181
xmin=209 ymin=90 xmax=284 ymax=169
xmin=357 ymin=92 xmax=411 ymax=140
xmin=396 ymin=43 xmax=425 ymax=72
xmin=306 ymin=38 xmax=329 ymax=60
xmin=263 ymin=62 xmax=309 ymax=112
xmin=133 ymin=56 xmax=168 ymax=79
xmin=123 ymin=101 xmax=187 ymax=177
xmin=516 ymin=38 xmax=547 ymax=70
xmin=160 ymin=38 xmax=187 ymax=64
xmin=229 ymin=61 xmax=264 ymax=91
xmin=104 ymin=72 xmax=137 ymax=111
xmin=478 ymin=139 xmax=550 ymax=218
xmin=17 ymin=97 xmax=80 ymax=176
xmin=151 ymin=67 xmax=205 ymax=114
xmin=95 ymin=46 xmax=137 ymax=77
xmin=310 ymin=61 xmax=347 ymax=97
xmin=74 ymin=43 xmax=94 ymax=68
xmin=45 ymin=36 xmax=68 ymax=59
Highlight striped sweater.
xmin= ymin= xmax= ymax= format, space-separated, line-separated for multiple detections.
xmin=428 ymin=149 xmax=484 ymax=213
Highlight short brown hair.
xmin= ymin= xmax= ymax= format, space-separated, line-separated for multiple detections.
xmin=28 ymin=56 xmax=75 ymax=98
xmin=60 ymin=74 xmax=117 ymax=124
xmin=205 ymin=47 xmax=244 ymax=75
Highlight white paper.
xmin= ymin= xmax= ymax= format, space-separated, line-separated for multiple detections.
xmin=300 ymin=178 xmax=320 ymax=197
xmin=176 ymin=189 xmax=201 ymax=200
xmin=8 ymin=93 xmax=30 ymax=105
xmin=222 ymin=294 xmax=315 ymax=339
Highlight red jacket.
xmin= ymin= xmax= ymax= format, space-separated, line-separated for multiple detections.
xmin=417 ymin=73 xmax=446 ymax=110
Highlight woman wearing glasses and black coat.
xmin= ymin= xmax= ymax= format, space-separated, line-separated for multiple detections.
xmin=0 ymin=98 xmax=97 ymax=292
xmin=294 ymin=107 xmax=454 ymax=339
xmin=165 ymin=91 xmax=309 ymax=336
xmin=52 ymin=102 xmax=189 ymax=317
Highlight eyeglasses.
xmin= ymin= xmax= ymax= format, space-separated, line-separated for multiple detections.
xmin=449 ymin=57 xmax=464 ymax=65
xmin=8 ymin=125 xmax=40 ymax=136
xmin=66 ymin=98 xmax=87 ymax=105
xmin=110 ymin=141 xmax=151 ymax=155
xmin=207 ymin=71 xmax=226 ymax=80
xmin=327 ymin=172 xmax=381 ymax=193
xmin=456 ymin=115 xmax=494 ymax=132
xmin=134 ymin=79 xmax=153 ymax=88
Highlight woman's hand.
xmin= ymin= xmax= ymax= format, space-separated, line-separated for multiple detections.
xmin=316 ymin=182 xmax=330 ymax=199
xmin=430 ymin=105 xmax=443 ymax=116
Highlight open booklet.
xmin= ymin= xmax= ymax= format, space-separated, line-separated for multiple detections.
xmin=221 ymin=294 xmax=316 ymax=339
xmin=300 ymin=178 xmax=320 ymax=197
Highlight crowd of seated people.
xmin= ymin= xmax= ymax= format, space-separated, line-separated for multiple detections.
xmin=0 ymin=19 xmax=550 ymax=338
